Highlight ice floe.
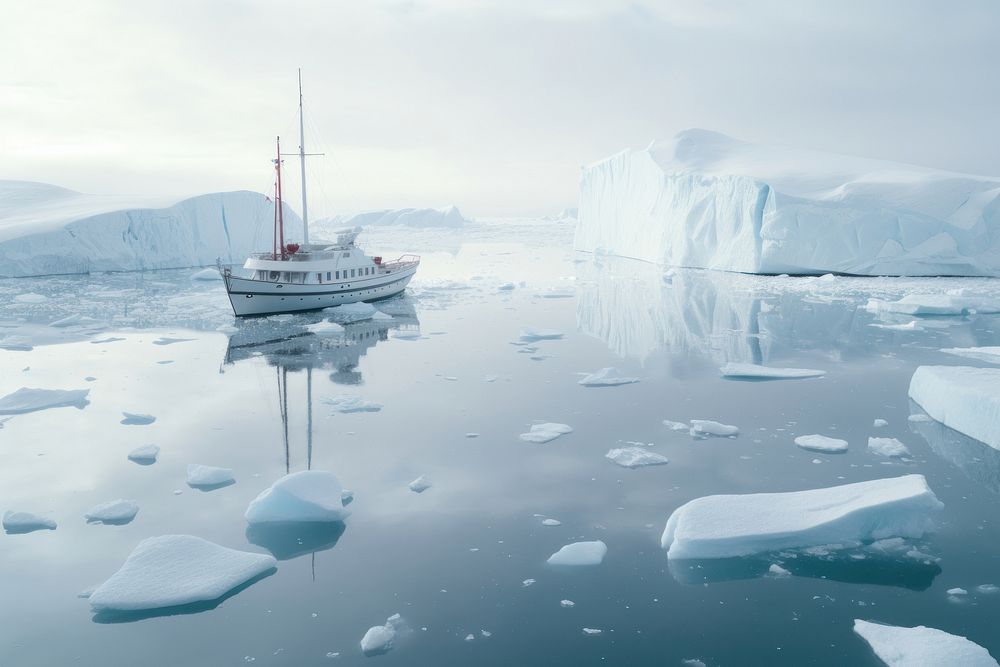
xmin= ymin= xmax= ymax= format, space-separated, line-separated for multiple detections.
xmin=720 ymin=363 xmax=825 ymax=380
xmin=560 ymin=599 xmax=575 ymax=607
xmin=85 ymin=499 xmax=139 ymax=525
xmin=606 ymin=447 xmax=669 ymax=468
xmin=582 ymin=628 xmax=602 ymax=635
xmin=519 ymin=328 xmax=564 ymax=342
xmin=306 ymin=320 xmax=345 ymax=335
xmin=324 ymin=302 xmax=377 ymax=323
xmin=88 ymin=535 xmax=276 ymax=612
xmin=578 ymin=367 xmax=639 ymax=387
xmin=322 ymin=396 xmax=382 ymax=413
xmin=661 ymin=475 xmax=942 ymax=559
xmin=947 ymin=587 xmax=968 ymax=596
xmin=794 ymin=435 xmax=848 ymax=453
xmin=408 ymin=475 xmax=432 ymax=493
xmin=360 ymin=613 xmax=403 ymax=655
xmin=909 ymin=365 xmax=1000 ymax=450
xmin=866 ymin=294 xmax=1000 ymax=316
xmin=120 ymin=412 xmax=155 ymax=425
xmin=868 ymin=437 xmax=910 ymax=458
xmin=690 ymin=420 xmax=739 ymax=438
xmin=547 ymin=540 xmax=607 ymax=566
xmin=128 ymin=444 xmax=160 ymax=465
xmin=519 ymin=423 xmax=573 ymax=444
xmin=853 ymin=619 xmax=998 ymax=667
xmin=541 ymin=518 xmax=562 ymax=526
xmin=873 ymin=419 xmax=889 ymax=428
xmin=244 ymin=471 xmax=351 ymax=524
xmin=152 ymin=337 xmax=194 ymax=346
xmin=3 ymin=511 xmax=56 ymax=534
xmin=941 ymin=346 xmax=1000 ymax=365
xmin=0 ymin=387 xmax=89 ymax=414
xmin=186 ymin=464 xmax=235 ymax=489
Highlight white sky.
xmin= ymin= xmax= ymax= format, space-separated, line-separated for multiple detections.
xmin=2 ymin=0 xmax=998 ymax=218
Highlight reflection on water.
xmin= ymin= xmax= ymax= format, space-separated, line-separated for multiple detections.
xmin=246 ymin=521 xmax=347 ymax=561
xmin=909 ymin=402 xmax=1000 ymax=494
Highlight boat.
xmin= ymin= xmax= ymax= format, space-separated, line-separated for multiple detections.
xmin=221 ymin=71 xmax=420 ymax=317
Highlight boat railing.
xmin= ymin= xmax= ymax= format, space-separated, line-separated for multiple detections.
xmin=380 ymin=254 xmax=421 ymax=271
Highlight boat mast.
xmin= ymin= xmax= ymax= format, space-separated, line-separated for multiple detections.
xmin=298 ymin=69 xmax=309 ymax=245
xmin=275 ymin=136 xmax=286 ymax=260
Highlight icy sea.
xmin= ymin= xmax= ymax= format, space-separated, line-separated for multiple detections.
xmin=2 ymin=219 xmax=1000 ymax=666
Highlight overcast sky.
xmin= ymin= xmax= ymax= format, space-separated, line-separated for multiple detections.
xmin=3 ymin=0 xmax=999 ymax=218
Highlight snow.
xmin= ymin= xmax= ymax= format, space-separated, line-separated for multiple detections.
xmin=661 ymin=475 xmax=943 ymax=559
xmin=307 ymin=320 xmax=345 ymax=335
xmin=519 ymin=328 xmax=564 ymax=342
xmin=316 ymin=204 xmax=467 ymax=229
xmin=408 ymin=475 xmax=432 ymax=493
xmin=360 ymin=614 xmax=403 ymax=655
xmin=866 ymin=294 xmax=1000 ymax=316
xmin=868 ymin=437 xmax=910 ymax=458
xmin=606 ymin=447 xmax=669 ymax=468
xmin=547 ymin=540 xmax=608 ymax=566
xmin=795 ymin=434 xmax=849 ymax=453
xmin=909 ymin=366 xmax=1000 ymax=450
xmin=578 ymin=367 xmax=639 ymax=386
xmin=0 ymin=181 xmax=295 ymax=277
xmin=88 ymin=535 xmax=276 ymax=612
xmin=128 ymin=444 xmax=160 ymax=464
xmin=853 ymin=619 xmax=998 ymax=667
xmin=244 ymin=471 xmax=351 ymax=524
xmin=519 ymin=423 xmax=573 ymax=443
xmin=0 ymin=387 xmax=89 ymax=414
xmin=84 ymin=499 xmax=139 ymax=525
xmin=690 ymin=420 xmax=739 ymax=437
xmin=323 ymin=396 xmax=382 ymax=413
xmin=576 ymin=129 xmax=1000 ymax=276
xmin=186 ymin=464 xmax=235 ymax=489
xmin=720 ymin=363 xmax=825 ymax=380
xmin=190 ymin=268 xmax=222 ymax=281
xmin=941 ymin=347 xmax=1000 ymax=364
xmin=120 ymin=412 xmax=155 ymax=425
xmin=3 ymin=511 xmax=56 ymax=533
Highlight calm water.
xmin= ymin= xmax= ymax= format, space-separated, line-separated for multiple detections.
xmin=1 ymin=222 xmax=999 ymax=666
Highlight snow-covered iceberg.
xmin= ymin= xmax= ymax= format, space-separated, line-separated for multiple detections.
xmin=909 ymin=366 xmax=1000 ymax=450
xmin=84 ymin=499 xmax=139 ymax=525
xmin=576 ymin=129 xmax=1000 ymax=276
xmin=0 ymin=180 xmax=297 ymax=277
xmin=0 ymin=387 xmax=89 ymax=414
xmin=661 ymin=475 xmax=942 ymax=559
xmin=547 ymin=540 xmax=607 ymax=566
xmin=853 ymin=619 xmax=998 ymax=666
xmin=3 ymin=510 xmax=56 ymax=534
xmin=245 ymin=471 xmax=350 ymax=524
xmin=315 ymin=205 xmax=466 ymax=230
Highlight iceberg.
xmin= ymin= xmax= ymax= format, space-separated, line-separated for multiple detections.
xmin=720 ymin=363 xmax=825 ymax=380
xmin=360 ymin=613 xmax=403 ymax=655
xmin=0 ymin=387 xmax=89 ymax=414
xmin=941 ymin=346 xmax=1000 ymax=364
xmin=794 ymin=434 xmax=848 ymax=453
xmin=127 ymin=444 xmax=160 ymax=465
xmin=661 ymin=475 xmax=943 ymax=559
xmin=547 ymin=540 xmax=608 ymax=566
xmin=0 ymin=180 xmax=297 ymax=277
xmin=3 ymin=510 xmax=56 ymax=534
xmin=690 ymin=420 xmax=739 ymax=437
xmin=605 ymin=446 xmax=669 ymax=468
xmin=853 ymin=619 xmax=998 ymax=667
xmin=316 ymin=205 xmax=466 ymax=229
xmin=576 ymin=129 xmax=1000 ymax=276
xmin=244 ymin=471 xmax=351 ymax=524
xmin=519 ymin=423 xmax=573 ymax=444
xmin=868 ymin=437 xmax=910 ymax=458
xmin=88 ymin=535 xmax=276 ymax=612
xmin=909 ymin=366 xmax=1000 ymax=450
xmin=186 ymin=464 xmax=235 ymax=489
xmin=578 ymin=367 xmax=639 ymax=387
xmin=84 ymin=499 xmax=139 ymax=525
xmin=408 ymin=475 xmax=432 ymax=493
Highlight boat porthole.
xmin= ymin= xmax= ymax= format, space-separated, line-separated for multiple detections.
xmin=245 ymin=294 xmax=253 ymax=298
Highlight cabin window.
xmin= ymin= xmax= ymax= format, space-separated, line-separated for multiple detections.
xmin=269 ymin=271 xmax=279 ymax=280
xmin=326 ymin=272 xmax=331 ymax=280
xmin=336 ymin=271 xmax=340 ymax=279
xmin=317 ymin=273 xmax=323 ymax=283
xmin=351 ymin=269 xmax=356 ymax=278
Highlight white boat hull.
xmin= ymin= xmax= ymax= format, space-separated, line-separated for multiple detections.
xmin=223 ymin=264 xmax=417 ymax=317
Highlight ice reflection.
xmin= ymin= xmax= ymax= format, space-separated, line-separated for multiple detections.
xmin=246 ymin=522 xmax=346 ymax=561
xmin=909 ymin=403 xmax=1000 ymax=494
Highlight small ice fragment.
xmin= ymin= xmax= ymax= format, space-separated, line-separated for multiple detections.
xmin=868 ymin=437 xmax=910 ymax=458
xmin=720 ymin=363 xmax=825 ymax=380
xmin=360 ymin=613 xmax=402 ymax=655
xmin=947 ymin=587 xmax=968 ymax=596
xmin=853 ymin=619 xmax=998 ymax=667
xmin=120 ymin=412 xmax=156 ymax=426
xmin=873 ymin=419 xmax=888 ymax=428
xmin=682 ymin=661 xmax=707 ymax=667
xmin=3 ymin=510 xmax=56 ymax=534
xmin=605 ymin=447 xmax=669 ymax=468
xmin=85 ymin=499 xmax=139 ymax=525
xmin=483 ymin=375 xmax=498 ymax=382
xmin=0 ymin=387 xmax=89 ymax=415
xmin=519 ymin=328 xmax=564 ymax=342
xmin=480 ymin=630 xmax=492 ymax=638
xmin=371 ymin=310 xmax=393 ymax=321
xmin=152 ymin=337 xmax=194 ymax=346
xmin=768 ymin=564 xmax=791 ymax=577
xmin=443 ymin=376 xmax=458 ymax=381
xmin=908 ymin=414 xmax=932 ymax=423
xmin=560 ymin=599 xmax=575 ymax=607
xmin=245 ymin=471 xmax=351 ymax=524
xmin=14 ymin=292 xmax=48 ymax=303
xmin=497 ymin=282 xmax=515 ymax=291
xmin=794 ymin=434 xmax=848 ymax=453
xmin=541 ymin=518 xmax=562 ymax=526
xmin=326 ymin=652 xmax=340 ymax=658
xmin=307 ymin=320 xmax=345 ymax=335
xmin=578 ymin=367 xmax=639 ymax=387
xmin=519 ymin=423 xmax=573 ymax=444
xmin=464 ymin=634 xmax=475 ymax=642
xmin=465 ymin=433 xmax=480 ymax=438
xmin=582 ymin=628 xmax=602 ymax=635
xmin=409 ymin=475 xmax=432 ymax=493
xmin=88 ymin=535 xmax=276 ymax=612
xmin=547 ymin=540 xmax=607 ymax=566
xmin=322 ymin=396 xmax=382 ymax=413
xmin=341 ymin=489 xmax=355 ymax=506
xmin=128 ymin=444 xmax=160 ymax=465
xmin=690 ymin=420 xmax=739 ymax=437
xmin=976 ymin=584 xmax=1000 ymax=594
xmin=522 ymin=579 xmax=535 ymax=587
xmin=84 ymin=376 xmax=97 ymax=382
xmin=662 ymin=419 xmax=689 ymax=431
xmin=186 ymin=464 xmax=235 ymax=489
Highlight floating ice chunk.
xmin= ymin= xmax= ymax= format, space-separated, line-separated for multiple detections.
xmin=120 ymin=412 xmax=155 ymax=425
xmin=578 ymin=367 xmax=638 ymax=386
xmin=547 ymin=540 xmax=607 ymax=566
xmin=661 ymin=475 xmax=942 ymax=559
xmin=909 ymin=366 xmax=1000 ymax=450
xmin=152 ymin=337 xmax=194 ymax=346
xmin=560 ymin=599 xmax=575 ymax=607
xmin=465 ymin=432 xmax=479 ymax=438
xmin=720 ymin=363 xmax=825 ymax=380
xmin=497 ymin=282 xmax=515 ymax=291
xmin=690 ymin=420 xmax=739 ymax=437
xmin=853 ymin=619 xmax=998 ymax=667
xmin=541 ymin=518 xmax=562 ymax=526
xmin=606 ymin=447 xmax=669 ymax=468
xmin=186 ymin=464 xmax=235 ymax=489
xmin=191 ymin=268 xmax=222 ymax=281
xmin=873 ymin=419 xmax=889 ymax=428
xmin=245 ymin=471 xmax=350 ymax=524
xmin=323 ymin=396 xmax=382 ymax=413
xmin=307 ymin=320 xmax=345 ymax=335
xmin=360 ymin=613 xmax=403 ymax=655
xmin=682 ymin=660 xmax=707 ymax=667
xmin=14 ymin=292 xmax=48 ymax=304
xmin=324 ymin=302 xmax=377 ymax=323
xmin=908 ymin=414 xmax=932 ymax=423
xmin=977 ymin=584 xmax=1000 ymax=594
xmin=868 ymin=437 xmax=910 ymax=458
xmin=88 ymin=535 xmax=276 ymax=612
xmin=3 ymin=511 xmax=56 ymax=534
xmin=795 ymin=434 xmax=848 ymax=453
xmin=519 ymin=328 xmax=564 ymax=342
xmin=866 ymin=294 xmax=1000 ymax=316
xmin=947 ymin=587 xmax=968 ymax=596
xmin=85 ymin=499 xmax=139 ymax=525
xmin=0 ymin=387 xmax=89 ymax=414
xmin=519 ymin=423 xmax=573 ymax=444
xmin=464 ymin=634 xmax=475 ymax=641
xmin=408 ymin=475 xmax=432 ymax=493
xmin=870 ymin=321 xmax=921 ymax=331
xmin=767 ymin=564 xmax=791 ymax=577
xmin=582 ymin=628 xmax=602 ymax=635
xmin=941 ymin=346 xmax=1000 ymax=365
xmin=128 ymin=444 xmax=160 ymax=464
xmin=341 ymin=489 xmax=355 ymax=506
xmin=371 ymin=310 xmax=393 ymax=321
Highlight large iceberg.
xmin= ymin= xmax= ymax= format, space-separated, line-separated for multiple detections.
xmin=576 ymin=129 xmax=1000 ymax=276
xmin=0 ymin=180 xmax=299 ymax=277
xmin=661 ymin=475 xmax=942 ymax=559
xmin=909 ymin=366 xmax=1000 ymax=450
xmin=314 ymin=205 xmax=467 ymax=230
